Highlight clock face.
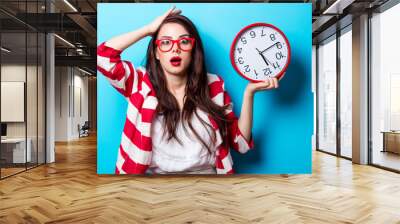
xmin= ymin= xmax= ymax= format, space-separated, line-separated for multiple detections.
xmin=231 ymin=23 xmax=291 ymax=82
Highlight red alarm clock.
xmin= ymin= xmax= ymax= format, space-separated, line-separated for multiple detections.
xmin=230 ymin=23 xmax=291 ymax=82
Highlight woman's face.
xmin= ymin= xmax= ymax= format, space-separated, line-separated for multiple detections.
xmin=155 ymin=22 xmax=193 ymax=77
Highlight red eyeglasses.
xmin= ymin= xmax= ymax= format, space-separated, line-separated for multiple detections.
xmin=155 ymin=37 xmax=195 ymax=52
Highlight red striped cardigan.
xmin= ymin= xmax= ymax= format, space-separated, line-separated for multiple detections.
xmin=97 ymin=42 xmax=254 ymax=174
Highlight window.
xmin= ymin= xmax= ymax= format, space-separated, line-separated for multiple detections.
xmin=0 ymin=0 xmax=47 ymax=179
xmin=370 ymin=3 xmax=400 ymax=171
xmin=339 ymin=27 xmax=352 ymax=158
xmin=317 ymin=35 xmax=337 ymax=154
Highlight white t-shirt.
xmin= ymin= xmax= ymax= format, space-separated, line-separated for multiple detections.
xmin=147 ymin=109 xmax=217 ymax=174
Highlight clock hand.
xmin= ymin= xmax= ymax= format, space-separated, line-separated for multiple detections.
xmin=256 ymin=48 xmax=270 ymax=66
xmin=261 ymin=42 xmax=281 ymax=53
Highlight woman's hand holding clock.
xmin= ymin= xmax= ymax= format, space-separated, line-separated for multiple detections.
xmin=245 ymin=77 xmax=279 ymax=96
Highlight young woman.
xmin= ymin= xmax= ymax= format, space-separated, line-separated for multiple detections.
xmin=97 ymin=7 xmax=279 ymax=175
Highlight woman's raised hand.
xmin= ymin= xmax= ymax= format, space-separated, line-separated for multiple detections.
xmin=147 ymin=6 xmax=182 ymax=35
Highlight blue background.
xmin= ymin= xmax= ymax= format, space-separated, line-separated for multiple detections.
xmin=97 ymin=3 xmax=312 ymax=174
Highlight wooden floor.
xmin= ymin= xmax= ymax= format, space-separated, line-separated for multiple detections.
xmin=0 ymin=167 xmax=26 ymax=178
xmin=372 ymin=150 xmax=400 ymax=171
xmin=1 ymin=134 xmax=400 ymax=224
xmin=1 ymin=163 xmax=45 ymax=178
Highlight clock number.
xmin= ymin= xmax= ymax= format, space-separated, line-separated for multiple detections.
xmin=276 ymin=52 xmax=285 ymax=60
xmin=244 ymin=65 xmax=250 ymax=73
xmin=238 ymin=57 xmax=244 ymax=64
xmin=250 ymin=31 xmax=256 ymax=38
xmin=276 ymin=42 xmax=283 ymax=49
xmin=270 ymin=33 xmax=276 ymax=41
xmin=237 ymin=47 xmax=242 ymax=54
xmin=241 ymin=37 xmax=247 ymax=44
xmin=263 ymin=68 xmax=272 ymax=76
xmin=261 ymin=29 xmax=266 ymax=37
xmin=272 ymin=62 xmax=281 ymax=69
xmin=254 ymin=69 xmax=259 ymax=77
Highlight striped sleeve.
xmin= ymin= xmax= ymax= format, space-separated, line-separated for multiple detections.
xmin=97 ymin=42 xmax=138 ymax=98
xmin=219 ymin=76 xmax=254 ymax=154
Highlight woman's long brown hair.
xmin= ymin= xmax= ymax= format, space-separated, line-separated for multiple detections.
xmin=145 ymin=14 xmax=230 ymax=152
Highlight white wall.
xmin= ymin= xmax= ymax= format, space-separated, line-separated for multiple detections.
xmin=55 ymin=66 xmax=69 ymax=141
xmin=54 ymin=67 xmax=89 ymax=141
xmin=1 ymin=65 xmax=39 ymax=138
xmin=72 ymin=72 xmax=89 ymax=138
